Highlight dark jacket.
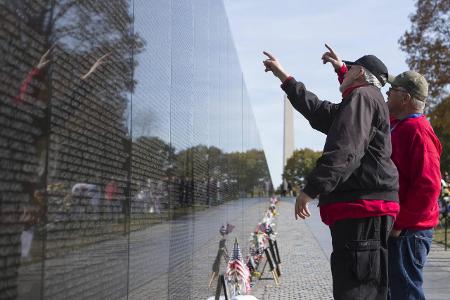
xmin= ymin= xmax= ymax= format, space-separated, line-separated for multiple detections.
xmin=281 ymin=78 xmax=399 ymax=205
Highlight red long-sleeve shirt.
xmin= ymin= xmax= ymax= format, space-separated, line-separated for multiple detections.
xmin=390 ymin=115 xmax=442 ymax=230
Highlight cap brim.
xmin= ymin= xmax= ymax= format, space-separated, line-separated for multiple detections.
xmin=387 ymin=74 xmax=396 ymax=84
xmin=343 ymin=60 xmax=357 ymax=66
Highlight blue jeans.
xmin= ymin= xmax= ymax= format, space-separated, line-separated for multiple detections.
xmin=388 ymin=229 xmax=433 ymax=300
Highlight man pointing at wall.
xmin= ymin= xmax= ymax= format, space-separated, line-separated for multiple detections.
xmin=263 ymin=49 xmax=400 ymax=300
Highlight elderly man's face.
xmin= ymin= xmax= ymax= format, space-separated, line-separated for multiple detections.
xmin=340 ymin=65 xmax=363 ymax=92
xmin=386 ymin=86 xmax=409 ymax=117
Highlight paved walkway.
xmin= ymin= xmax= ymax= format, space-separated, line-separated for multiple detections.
xmin=252 ymin=197 xmax=450 ymax=300
xmin=252 ymin=198 xmax=333 ymax=299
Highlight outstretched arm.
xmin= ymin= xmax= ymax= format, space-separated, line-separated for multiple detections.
xmin=81 ymin=52 xmax=111 ymax=80
xmin=16 ymin=45 xmax=55 ymax=103
xmin=263 ymin=51 xmax=340 ymax=134
xmin=262 ymin=51 xmax=291 ymax=82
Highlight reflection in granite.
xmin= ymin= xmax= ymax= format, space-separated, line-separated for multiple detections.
xmin=0 ymin=0 xmax=272 ymax=299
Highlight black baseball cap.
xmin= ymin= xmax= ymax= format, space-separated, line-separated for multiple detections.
xmin=343 ymin=55 xmax=389 ymax=86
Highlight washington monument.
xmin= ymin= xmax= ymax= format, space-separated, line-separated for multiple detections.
xmin=283 ymin=94 xmax=294 ymax=193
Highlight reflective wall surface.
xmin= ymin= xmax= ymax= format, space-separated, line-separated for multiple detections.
xmin=0 ymin=0 xmax=272 ymax=299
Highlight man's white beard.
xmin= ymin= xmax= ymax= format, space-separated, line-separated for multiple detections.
xmin=339 ymin=77 xmax=356 ymax=93
xmin=339 ymin=81 xmax=350 ymax=93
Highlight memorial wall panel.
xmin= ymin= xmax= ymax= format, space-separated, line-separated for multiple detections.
xmin=47 ymin=1 xmax=133 ymax=299
xmin=0 ymin=1 xmax=272 ymax=299
xmin=0 ymin=2 xmax=49 ymax=298
xmin=128 ymin=0 xmax=172 ymax=298
xmin=167 ymin=1 xmax=196 ymax=299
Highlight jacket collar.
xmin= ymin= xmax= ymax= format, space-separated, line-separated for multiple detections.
xmin=342 ymin=84 xmax=368 ymax=98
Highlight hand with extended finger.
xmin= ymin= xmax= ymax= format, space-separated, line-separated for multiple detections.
xmin=262 ymin=51 xmax=290 ymax=82
xmin=321 ymin=44 xmax=343 ymax=70
xmin=295 ymin=191 xmax=313 ymax=220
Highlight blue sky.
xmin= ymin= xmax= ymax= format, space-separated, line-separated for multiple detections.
xmin=223 ymin=0 xmax=417 ymax=187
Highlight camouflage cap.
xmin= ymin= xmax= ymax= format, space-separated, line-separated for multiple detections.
xmin=388 ymin=71 xmax=428 ymax=102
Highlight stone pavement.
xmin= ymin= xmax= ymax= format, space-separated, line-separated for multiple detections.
xmin=423 ymin=244 xmax=450 ymax=300
xmin=251 ymin=197 xmax=450 ymax=300
xmin=251 ymin=198 xmax=333 ymax=300
xmin=126 ymin=197 xmax=274 ymax=300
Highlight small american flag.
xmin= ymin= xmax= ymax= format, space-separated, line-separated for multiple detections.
xmin=226 ymin=238 xmax=251 ymax=294
xmin=232 ymin=238 xmax=243 ymax=261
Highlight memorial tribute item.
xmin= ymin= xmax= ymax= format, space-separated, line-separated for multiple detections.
xmin=209 ymin=224 xmax=234 ymax=288
xmin=226 ymin=239 xmax=251 ymax=297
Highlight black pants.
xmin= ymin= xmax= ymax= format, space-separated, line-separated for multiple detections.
xmin=330 ymin=215 xmax=393 ymax=300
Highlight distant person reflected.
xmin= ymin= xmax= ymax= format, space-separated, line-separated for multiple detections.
xmin=134 ymin=180 xmax=151 ymax=213
xmin=71 ymin=183 xmax=101 ymax=219
xmin=19 ymin=208 xmax=39 ymax=260
xmin=153 ymin=180 xmax=167 ymax=214
xmin=105 ymin=177 xmax=118 ymax=216
xmin=263 ymin=47 xmax=399 ymax=300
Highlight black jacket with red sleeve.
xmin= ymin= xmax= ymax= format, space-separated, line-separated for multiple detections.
xmin=281 ymin=77 xmax=399 ymax=205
